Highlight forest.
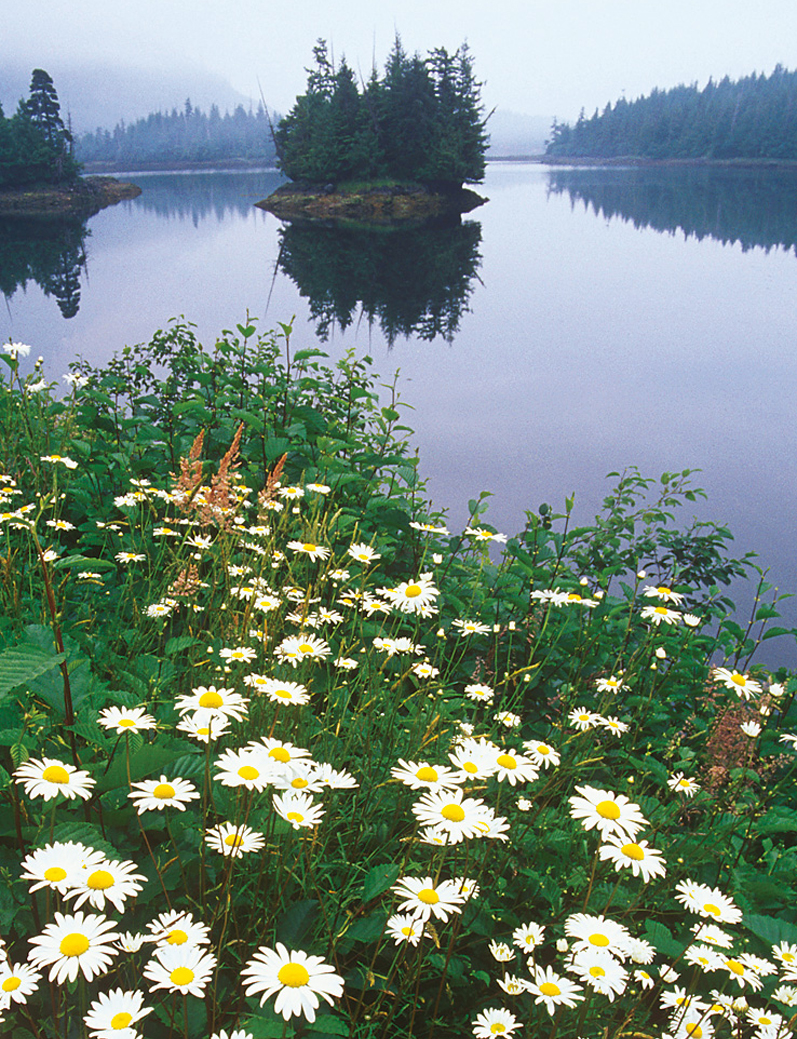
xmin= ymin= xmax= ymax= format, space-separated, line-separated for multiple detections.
xmin=546 ymin=65 xmax=797 ymax=160
xmin=274 ymin=37 xmax=489 ymax=186
xmin=76 ymin=101 xmax=278 ymax=168
xmin=0 ymin=69 xmax=79 ymax=189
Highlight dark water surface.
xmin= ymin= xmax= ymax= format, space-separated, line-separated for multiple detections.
xmin=3 ymin=163 xmax=797 ymax=661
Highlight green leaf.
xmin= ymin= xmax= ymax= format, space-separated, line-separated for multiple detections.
xmin=745 ymin=913 xmax=797 ymax=947
xmin=362 ymin=863 xmax=400 ymax=902
xmin=307 ymin=1015 xmax=350 ymax=1035
xmin=0 ymin=645 xmax=65 ymax=697
xmin=644 ymin=920 xmax=682 ymax=958
xmin=164 ymin=636 xmax=199 ymax=656
xmin=277 ymin=899 xmax=318 ymax=948
xmin=52 ymin=555 xmax=115 ymax=571
xmin=343 ymin=913 xmax=386 ymax=943
xmin=757 ymin=808 xmax=797 ymax=834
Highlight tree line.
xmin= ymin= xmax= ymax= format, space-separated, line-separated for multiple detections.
xmin=275 ymin=37 xmax=489 ymax=187
xmin=546 ymin=65 xmax=797 ymax=160
xmin=0 ymin=69 xmax=80 ymax=190
xmin=76 ymin=101 xmax=278 ymax=167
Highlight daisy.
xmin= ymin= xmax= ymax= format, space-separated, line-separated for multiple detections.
xmin=569 ymin=707 xmax=600 ymax=731
xmin=448 ymin=738 xmax=500 ymax=780
xmin=634 ymin=968 xmax=656 ymax=989
xmin=522 ymin=740 xmax=560 ymax=768
xmin=143 ymin=944 xmax=217 ymax=998
xmin=411 ymin=789 xmax=491 ymax=843
xmin=254 ymin=737 xmax=312 ymax=766
xmin=684 ymin=944 xmax=723 ymax=971
xmin=599 ymin=716 xmax=629 ymax=737
xmin=596 ymin=675 xmax=624 ymax=693
xmin=313 ymin=763 xmax=358 ymax=790
xmin=386 ymin=913 xmax=425 ymax=946
xmin=145 ymin=911 xmax=211 ymax=948
xmin=20 ymin=841 xmax=103 ymax=893
xmin=472 ymin=808 xmax=511 ymax=842
xmin=491 ymin=749 xmax=539 ymax=786
xmin=270 ymin=761 xmax=326 ymax=795
xmin=65 ymin=857 xmax=146 ymax=913
xmin=0 ymin=961 xmax=40 ymax=1006
xmin=372 ymin=636 xmax=421 ymax=656
xmin=28 ymin=911 xmax=120 ymax=983
xmin=489 ymin=941 xmax=515 ymax=962
xmin=527 ymin=964 xmax=584 ymax=1015
xmin=568 ymin=785 xmax=647 ymax=840
xmin=494 ymin=710 xmax=522 ymax=729
xmin=464 ymin=683 xmax=494 ymax=702
xmin=115 ymin=552 xmax=146 ymax=564
xmin=643 ymin=585 xmax=685 ymax=603
xmin=306 ymin=482 xmax=330 ymax=494
xmin=599 ymin=836 xmax=667 ymax=882
xmin=260 ymin=678 xmax=311 ymax=706
xmin=497 ymin=974 xmax=528 ymax=995
xmin=116 ymin=932 xmax=147 ymax=952
xmin=640 ymin=604 xmax=682 ymax=625
xmin=347 ymin=543 xmax=381 ymax=564
xmin=286 ymin=540 xmax=331 ymax=561
xmin=746 ymin=1007 xmax=784 ymax=1031
xmin=4 ymin=341 xmax=32 ymax=358
xmin=711 ymin=667 xmax=762 ymax=701
xmin=740 ymin=720 xmax=761 ymax=738
xmin=692 ymin=924 xmax=734 ymax=949
xmin=472 ymin=1008 xmax=520 ymax=1037
xmin=565 ymin=914 xmax=633 ymax=959
xmin=97 ymin=706 xmax=157 ymax=734
xmin=562 ymin=592 xmax=598 ymax=608
xmin=452 ymin=619 xmax=491 ymax=637
xmin=410 ymin=520 xmax=450 ymax=534
xmin=274 ymin=634 xmax=330 ymax=666
xmin=674 ymin=881 xmax=743 ymax=924
xmin=41 ymin=453 xmax=78 ymax=469
xmin=772 ymin=941 xmax=797 ymax=967
xmin=668 ymin=772 xmax=700 ymax=797
xmin=452 ymin=876 xmax=480 ymax=901
xmin=626 ymin=937 xmax=656 ymax=964
xmin=381 ymin=574 xmax=439 ymax=615
xmin=14 ymin=757 xmax=95 ymax=801
xmin=205 ymin=822 xmax=265 ymax=857
xmin=392 ymin=876 xmax=466 ymax=922
xmin=83 ymin=987 xmax=152 ymax=1038
xmin=176 ymin=709 xmax=231 ymax=742
xmin=214 ymin=747 xmax=275 ymax=791
xmin=273 ymin=791 xmax=325 ymax=830
xmin=174 ymin=685 xmax=249 ymax=721
xmin=412 ymin=661 xmax=440 ymax=679
xmin=569 ymin=947 xmax=628 ymax=1000
xmin=513 ymin=922 xmax=546 ymax=952
xmin=464 ymin=526 xmax=507 ymax=544
xmin=717 ymin=956 xmax=764 ymax=990
xmin=241 ymin=943 xmax=343 ymax=1022
xmin=779 ymin=733 xmax=797 ymax=749
xmin=127 ymin=776 xmax=200 ymax=813
xmin=391 ymin=759 xmax=465 ymax=791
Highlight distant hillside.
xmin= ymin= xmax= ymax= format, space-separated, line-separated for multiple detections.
xmin=547 ymin=65 xmax=797 ymax=161
xmin=486 ymin=111 xmax=551 ymax=157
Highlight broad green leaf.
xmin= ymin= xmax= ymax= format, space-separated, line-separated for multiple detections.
xmin=277 ymin=899 xmax=318 ymax=948
xmin=362 ymin=863 xmax=400 ymax=902
xmin=745 ymin=913 xmax=797 ymax=947
xmin=0 ymin=645 xmax=66 ymax=697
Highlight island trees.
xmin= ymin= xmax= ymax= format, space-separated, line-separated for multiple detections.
xmin=0 ymin=69 xmax=79 ymax=189
xmin=274 ymin=37 xmax=489 ymax=188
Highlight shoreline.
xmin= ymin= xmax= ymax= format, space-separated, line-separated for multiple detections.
xmin=0 ymin=175 xmax=141 ymax=217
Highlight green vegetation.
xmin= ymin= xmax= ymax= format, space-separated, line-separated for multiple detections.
xmin=1 ymin=323 xmax=797 ymax=1038
xmin=275 ymin=37 xmax=488 ymax=187
xmin=76 ymin=99 xmax=278 ymax=169
xmin=547 ymin=65 xmax=797 ymax=161
xmin=0 ymin=69 xmax=80 ymax=190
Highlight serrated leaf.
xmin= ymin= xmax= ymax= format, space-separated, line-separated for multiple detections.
xmin=0 ymin=645 xmax=66 ymax=697
xmin=362 ymin=863 xmax=400 ymax=902
xmin=745 ymin=913 xmax=797 ymax=947
xmin=165 ymin=636 xmax=199 ymax=656
xmin=10 ymin=743 xmax=29 ymax=767
xmin=644 ymin=919 xmax=682 ymax=958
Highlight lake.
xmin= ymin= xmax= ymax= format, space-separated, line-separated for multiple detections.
xmin=3 ymin=162 xmax=797 ymax=662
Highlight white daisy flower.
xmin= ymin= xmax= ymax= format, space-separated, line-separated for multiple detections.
xmin=145 ymin=911 xmax=211 ymax=948
xmin=241 ymin=943 xmax=343 ymax=1022
xmin=28 ymin=911 xmax=120 ymax=984
xmin=711 ymin=667 xmax=762 ymax=701
xmin=0 ymin=961 xmax=40 ymax=1005
xmin=472 ymin=1007 xmax=521 ymax=1037
xmin=273 ymin=791 xmax=325 ymax=830
xmin=522 ymin=740 xmax=560 ymax=768
xmin=97 ymin=706 xmax=156 ymax=734
xmin=392 ymin=875 xmax=466 ymax=922
xmin=20 ymin=841 xmax=103 ymax=893
xmin=14 ymin=757 xmax=95 ymax=802
xmin=142 ymin=944 xmax=217 ymax=998
xmin=386 ymin=913 xmax=425 ymax=946
xmin=83 ymin=987 xmax=153 ymax=1038
xmin=643 ymin=585 xmax=685 ymax=603
xmin=391 ymin=759 xmax=464 ymax=791
xmin=599 ymin=836 xmax=667 ymax=882
xmin=174 ymin=685 xmax=249 ymax=721
xmin=568 ymin=785 xmax=647 ymax=840
xmin=64 ymin=857 xmax=146 ymax=913
xmin=668 ymin=772 xmax=700 ymax=797
xmin=204 ymin=822 xmax=265 ymax=857
xmin=127 ymin=776 xmax=199 ymax=813
xmin=527 ymin=964 xmax=584 ymax=1015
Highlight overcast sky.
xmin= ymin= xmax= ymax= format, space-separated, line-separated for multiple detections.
xmin=6 ymin=0 xmax=797 ymax=122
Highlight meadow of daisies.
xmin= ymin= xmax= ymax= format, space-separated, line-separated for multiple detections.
xmin=1 ymin=321 xmax=797 ymax=1039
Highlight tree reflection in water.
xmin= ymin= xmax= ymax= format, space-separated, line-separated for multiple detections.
xmin=274 ymin=216 xmax=483 ymax=344
xmin=0 ymin=215 xmax=88 ymax=319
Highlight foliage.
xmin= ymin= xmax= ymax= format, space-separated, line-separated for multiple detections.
xmin=547 ymin=64 xmax=797 ymax=161
xmin=0 ymin=323 xmax=797 ymax=1039
xmin=0 ymin=69 xmax=80 ymax=189
xmin=275 ymin=37 xmax=489 ymax=187
xmin=76 ymin=99 xmax=279 ymax=169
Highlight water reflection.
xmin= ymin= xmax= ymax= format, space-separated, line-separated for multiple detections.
xmin=547 ymin=165 xmax=797 ymax=255
xmin=129 ymin=170 xmax=285 ymax=223
xmin=274 ymin=217 xmax=483 ymax=343
xmin=0 ymin=215 xmax=87 ymax=318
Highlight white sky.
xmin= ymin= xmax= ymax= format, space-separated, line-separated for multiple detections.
xmin=6 ymin=0 xmax=797 ymax=121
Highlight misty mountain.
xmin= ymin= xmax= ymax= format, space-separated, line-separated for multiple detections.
xmin=486 ymin=110 xmax=552 ymax=157
xmin=0 ymin=59 xmax=270 ymax=134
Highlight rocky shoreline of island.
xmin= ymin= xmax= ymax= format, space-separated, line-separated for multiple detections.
xmin=0 ymin=175 xmax=142 ymax=216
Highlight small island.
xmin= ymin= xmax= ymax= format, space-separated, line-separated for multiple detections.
xmin=257 ymin=38 xmax=489 ymax=225
xmin=0 ymin=69 xmax=140 ymax=215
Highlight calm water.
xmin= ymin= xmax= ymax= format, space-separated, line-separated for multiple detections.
xmin=3 ymin=163 xmax=797 ymax=660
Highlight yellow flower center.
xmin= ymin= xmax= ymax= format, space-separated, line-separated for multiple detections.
xmin=59 ymin=932 xmax=90 ymax=957
xmin=596 ymin=800 xmax=621 ymax=820
xmin=167 ymin=929 xmax=188 ymax=944
xmin=291 ymin=778 xmax=309 ymax=788
xmin=589 ymin=965 xmax=606 ymax=978
xmin=657 ymin=586 xmax=671 ymax=595
xmin=2 ymin=977 xmax=21 ymax=992
xmin=110 ymin=1012 xmax=133 ymax=1030
xmin=153 ymin=783 xmax=176 ymax=799
xmin=538 ymin=745 xmax=551 ymax=754
xmin=87 ymin=869 xmax=114 ymax=890
xmin=463 ymin=761 xmax=478 ymax=774
xmin=415 ymin=766 xmax=438 ymax=782
xmin=589 ymin=933 xmax=610 ymax=947
xmin=299 ymin=643 xmax=314 ymax=654
xmin=238 ymin=765 xmax=259 ymax=780
xmin=496 ymin=754 xmax=517 ymax=770
xmin=405 ymin=584 xmax=423 ymax=598
xmin=441 ymin=804 xmax=465 ymax=822
xmin=539 ymin=981 xmax=561 ymax=996
xmin=490 ymin=1025 xmax=506 ymax=1035
xmin=278 ymin=962 xmax=310 ymax=987
xmin=783 ymin=952 xmax=795 ymax=962
xmin=44 ymin=866 xmax=67 ymax=882
xmin=401 ymin=926 xmax=414 ymax=936
xmin=302 ymin=543 xmax=316 ymax=552
xmin=685 ymin=1026 xmax=703 ymax=1038
xmin=757 ymin=1017 xmax=773 ymax=1026
xmin=703 ymin=902 xmax=721 ymax=917
xmin=726 ymin=959 xmax=744 ymax=975
xmin=418 ymin=888 xmax=439 ymax=905
xmin=224 ymin=834 xmax=245 ymax=847
xmin=199 ymin=691 xmax=223 ymax=708
xmin=621 ymin=843 xmax=645 ymax=860
xmin=170 ymin=967 xmax=195 ymax=986
xmin=119 ymin=718 xmax=136 ymax=727
xmin=270 ymin=747 xmax=291 ymax=762
xmin=275 ymin=688 xmax=293 ymax=699
xmin=287 ymin=812 xmax=304 ymax=823
xmin=654 ymin=606 xmax=668 ymax=615
xmin=42 ymin=765 xmax=70 ymax=784
xmin=730 ymin=674 xmax=746 ymax=686
xmin=197 ymin=727 xmax=210 ymax=736
xmin=567 ymin=593 xmax=582 ymax=601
